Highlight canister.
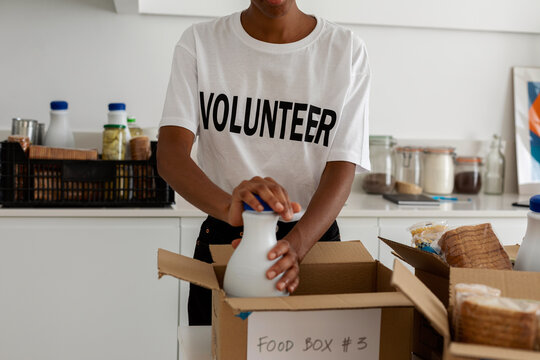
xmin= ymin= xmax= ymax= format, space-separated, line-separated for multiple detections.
xmin=362 ymin=135 xmax=396 ymax=194
xmin=395 ymin=146 xmax=423 ymax=194
xmin=423 ymin=147 xmax=455 ymax=195
xmin=454 ymin=156 xmax=482 ymax=194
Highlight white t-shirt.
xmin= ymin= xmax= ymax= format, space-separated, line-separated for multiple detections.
xmin=160 ymin=12 xmax=371 ymax=210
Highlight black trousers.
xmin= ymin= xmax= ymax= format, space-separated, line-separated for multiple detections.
xmin=188 ymin=216 xmax=341 ymax=325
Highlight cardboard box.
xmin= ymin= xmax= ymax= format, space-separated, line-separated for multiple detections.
xmin=158 ymin=241 xmax=414 ymax=360
xmin=391 ymin=259 xmax=540 ymax=360
xmin=380 ymin=237 xmax=524 ymax=360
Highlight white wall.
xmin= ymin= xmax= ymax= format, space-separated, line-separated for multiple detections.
xmin=1 ymin=0 xmax=540 ymax=192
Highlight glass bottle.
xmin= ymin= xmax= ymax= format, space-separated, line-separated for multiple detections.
xmin=395 ymin=146 xmax=423 ymax=194
xmin=102 ymin=124 xmax=126 ymax=160
xmin=108 ymin=103 xmax=131 ymax=159
xmin=484 ymin=134 xmax=505 ymax=195
xmin=454 ymin=156 xmax=482 ymax=194
xmin=362 ymin=135 xmax=396 ymax=194
xmin=127 ymin=117 xmax=144 ymax=137
xmin=223 ymin=196 xmax=287 ymax=297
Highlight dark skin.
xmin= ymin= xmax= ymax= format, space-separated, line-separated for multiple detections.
xmin=157 ymin=0 xmax=356 ymax=293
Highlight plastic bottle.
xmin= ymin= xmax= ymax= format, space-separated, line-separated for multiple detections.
xmin=515 ymin=195 xmax=540 ymax=272
xmin=223 ymin=196 xmax=288 ymax=298
xmin=127 ymin=117 xmax=143 ymax=137
xmin=107 ymin=103 xmax=131 ymax=158
xmin=484 ymin=134 xmax=505 ymax=195
xmin=44 ymin=100 xmax=75 ymax=148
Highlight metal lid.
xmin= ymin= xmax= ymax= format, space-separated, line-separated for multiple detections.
xmin=396 ymin=146 xmax=424 ymax=153
xmin=424 ymin=146 xmax=455 ymax=154
xmin=369 ymin=135 xmax=395 ymax=146
xmin=104 ymin=124 xmax=126 ymax=129
xmin=455 ymin=156 xmax=482 ymax=163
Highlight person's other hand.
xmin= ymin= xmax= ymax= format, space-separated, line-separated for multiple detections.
xmin=228 ymin=176 xmax=301 ymax=226
xmin=266 ymin=239 xmax=300 ymax=293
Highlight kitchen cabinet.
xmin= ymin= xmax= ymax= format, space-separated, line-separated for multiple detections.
xmin=0 ymin=217 xmax=180 ymax=360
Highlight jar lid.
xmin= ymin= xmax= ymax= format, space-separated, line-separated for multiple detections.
xmin=104 ymin=124 xmax=126 ymax=129
xmin=424 ymin=146 xmax=455 ymax=154
xmin=369 ymin=135 xmax=395 ymax=146
xmin=456 ymin=156 xmax=482 ymax=163
xmin=108 ymin=103 xmax=126 ymax=111
xmin=530 ymin=195 xmax=540 ymax=212
xmin=396 ymin=146 xmax=423 ymax=153
xmin=243 ymin=194 xmax=273 ymax=212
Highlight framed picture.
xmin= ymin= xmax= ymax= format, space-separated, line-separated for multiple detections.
xmin=514 ymin=67 xmax=540 ymax=194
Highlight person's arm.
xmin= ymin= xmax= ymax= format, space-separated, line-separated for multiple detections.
xmin=265 ymin=160 xmax=356 ymax=293
xmin=157 ymin=126 xmax=299 ymax=225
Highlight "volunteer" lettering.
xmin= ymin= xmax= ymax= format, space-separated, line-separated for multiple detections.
xmin=199 ymin=92 xmax=337 ymax=147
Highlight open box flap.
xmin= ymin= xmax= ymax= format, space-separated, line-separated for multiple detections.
xmin=302 ymin=240 xmax=374 ymax=264
xmin=449 ymin=267 xmax=540 ymax=305
xmin=391 ymin=259 xmax=450 ymax=339
xmin=224 ymin=292 xmax=411 ymax=313
xmin=448 ymin=343 xmax=540 ymax=360
xmin=157 ymin=248 xmax=219 ymax=291
xmin=380 ymin=237 xmax=450 ymax=278
xmin=210 ymin=240 xmax=374 ymax=267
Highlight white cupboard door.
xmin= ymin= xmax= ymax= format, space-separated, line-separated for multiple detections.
xmin=179 ymin=217 xmax=206 ymax=326
xmin=0 ymin=217 xmax=180 ymax=360
xmin=336 ymin=218 xmax=379 ymax=260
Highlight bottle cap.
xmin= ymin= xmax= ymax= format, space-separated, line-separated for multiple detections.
xmin=108 ymin=103 xmax=126 ymax=111
xmin=104 ymin=124 xmax=126 ymax=129
xmin=50 ymin=101 xmax=68 ymax=110
xmin=243 ymin=195 xmax=273 ymax=212
xmin=127 ymin=117 xmax=136 ymax=123
xmin=530 ymin=195 xmax=540 ymax=212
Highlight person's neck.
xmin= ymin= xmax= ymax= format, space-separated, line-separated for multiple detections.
xmin=241 ymin=5 xmax=316 ymax=44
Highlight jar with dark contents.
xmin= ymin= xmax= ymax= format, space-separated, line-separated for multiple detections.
xmin=454 ymin=156 xmax=482 ymax=194
xmin=362 ymin=135 xmax=396 ymax=194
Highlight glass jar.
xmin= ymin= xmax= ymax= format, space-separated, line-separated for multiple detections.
xmin=102 ymin=124 xmax=126 ymax=160
xmin=484 ymin=134 xmax=505 ymax=195
xmin=454 ymin=156 xmax=482 ymax=194
xmin=362 ymin=135 xmax=396 ymax=194
xmin=395 ymin=146 xmax=423 ymax=194
xmin=423 ymin=147 xmax=455 ymax=195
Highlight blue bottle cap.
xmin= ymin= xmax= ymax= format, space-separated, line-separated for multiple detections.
xmin=108 ymin=103 xmax=126 ymax=111
xmin=243 ymin=195 xmax=273 ymax=212
xmin=530 ymin=195 xmax=540 ymax=212
xmin=50 ymin=101 xmax=68 ymax=110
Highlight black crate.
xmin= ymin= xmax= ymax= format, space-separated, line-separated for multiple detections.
xmin=0 ymin=141 xmax=175 ymax=207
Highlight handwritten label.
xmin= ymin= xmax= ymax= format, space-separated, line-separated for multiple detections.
xmin=247 ymin=309 xmax=381 ymax=360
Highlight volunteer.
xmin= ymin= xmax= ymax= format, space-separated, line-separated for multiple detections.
xmin=157 ymin=0 xmax=371 ymax=325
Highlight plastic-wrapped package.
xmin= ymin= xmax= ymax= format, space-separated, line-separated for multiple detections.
xmin=438 ymin=223 xmax=512 ymax=270
xmin=456 ymin=295 xmax=539 ymax=350
xmin=407 ymin=220 xmax=448 ymax=254
xmin=453 ymin=283 xmax=501 ymax=339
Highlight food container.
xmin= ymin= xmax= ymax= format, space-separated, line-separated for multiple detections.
xmin=11 ymin=118 xmax=39 ymax=144
xmin=395 ymin=146 xmax=423 ymax=194
xmin=454 ymin=156 xmax=482 ymax=194
xmin=423 ymin=146 xmax=455 ymax=195
xmin=102 ymin=124 xmax=127 ymax=160
xmin=362 ymin=135 xmax=396 ymax=194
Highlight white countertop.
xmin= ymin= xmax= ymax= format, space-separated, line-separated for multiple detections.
xmin=0 ymin=192 xmax=530 ymax=218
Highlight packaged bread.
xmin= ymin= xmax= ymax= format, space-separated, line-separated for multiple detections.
xmin=456 ymin=295 xmax=539 ymax=350
xmin=438 ymin=223 xmax=512 ymax=270
xmin=453 ymin=283 xmax=502 ymax=338
xmin=408 ymin=220 xmax=448 ymax=254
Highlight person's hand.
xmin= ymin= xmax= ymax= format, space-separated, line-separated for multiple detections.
xmin=228 ymin=176 xmax=301 ymax=226
xmin=266 ymin=239 xmax=300 ymax=293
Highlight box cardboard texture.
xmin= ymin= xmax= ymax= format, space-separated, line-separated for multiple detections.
xmin=158 ymin=241 xmax=414 ymax=360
